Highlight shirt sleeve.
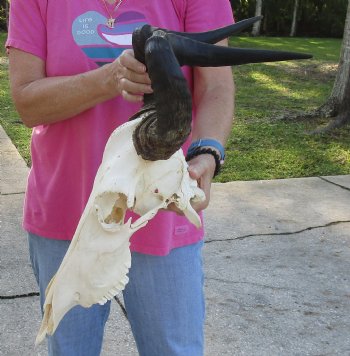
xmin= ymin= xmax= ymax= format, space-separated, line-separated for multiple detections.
xmin=5 ymin=0 xmax=48 ymax=61
xmin=184 ymin=0 xmax=234 ymax=33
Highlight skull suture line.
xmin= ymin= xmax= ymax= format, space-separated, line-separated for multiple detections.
xmin=36 ymin=17 xmax=312 ymax=344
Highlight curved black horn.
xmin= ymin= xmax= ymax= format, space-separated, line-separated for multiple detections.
xmin=168 ymin=33 xmax=312 ymax=67
xmin=132 ymin=17 xmax=264 ymax=63
xmin=132 ymin=30 xmax=192 ymax=160
xmin=132 ymin=24 xmax=153 ymax=64
xmin=133 ymin=21 xmax=312 ymax=68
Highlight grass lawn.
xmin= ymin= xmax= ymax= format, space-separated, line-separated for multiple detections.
xmin=0 ymin=32 xmax=32 ymax=164
xmin=1 ymin=33 xmax=349 ymax=181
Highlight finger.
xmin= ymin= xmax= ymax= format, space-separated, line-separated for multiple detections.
xmin=119 ymin=51 xmax=152 ymax=85
xmin=121 ymin=90 xmax=144 ymax=103
xmin=191 ymin=198 xmax=209 ymax=212
xmin=119 ymin=50 xmax=147 ymax=74
xmin=188 ymin=154 xmax=216 ymax=180
xmin=128 ymin=72 xmax=152 ymax=86
xmin=120 ymin=77 xmax=153 ymax=95
xmin=187 ymin=155 xmax=215 ymax=212
xmin=192 ymin=175 xmax=211 ymax=212
xmin=116 ymin=61 xmax=152 ymax=86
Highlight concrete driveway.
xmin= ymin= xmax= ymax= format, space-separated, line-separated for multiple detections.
xmin=1 ymin=125 xmax=350 ymax=355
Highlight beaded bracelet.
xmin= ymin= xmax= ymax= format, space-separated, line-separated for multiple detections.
xmin=185 ymin=147 xmax=222 ymax=177
xmin=187 ymin=139 xmax=225 ymax=162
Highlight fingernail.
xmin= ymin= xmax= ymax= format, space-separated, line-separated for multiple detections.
xmin=189 ymin=167 xmax=198 ymax=177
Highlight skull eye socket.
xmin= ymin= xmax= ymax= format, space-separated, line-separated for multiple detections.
xmin=94 ymin=193 xmax=127 ymax=227
xmin=104 ymin=205 xmax=124 ymax=224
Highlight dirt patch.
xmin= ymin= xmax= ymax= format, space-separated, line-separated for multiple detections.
xmin=0 ymin=57 xmax=9 ymax=65
xmin=286 ymin=62 xmax=338 ymax=82
xmin=304 ymin=63 xmax=338 ymax=81
xmin=266 ymin=61 xmax=338 ymax=82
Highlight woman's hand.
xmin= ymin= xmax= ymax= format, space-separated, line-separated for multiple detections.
xmin=9 ymin=48 xmax=152 ymax=127
xmin=166 ymin=153 xmax=215 ymax=215
xmin=108 ymin=49 xmax=153 ymax=102
xmin=187 ymin=154 xmax=216 ymax=211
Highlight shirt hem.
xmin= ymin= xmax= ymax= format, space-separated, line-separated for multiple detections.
xmin=23 ymin=222 xmax=74 ymax=241
xmin=130 ymin=234 xmax=204 ymax=256
xmin=23 ymin=222 xmax=204 ymax=256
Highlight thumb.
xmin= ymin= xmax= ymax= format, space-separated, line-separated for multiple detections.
xmin=187 ymin=156 xmax=206 ymax=180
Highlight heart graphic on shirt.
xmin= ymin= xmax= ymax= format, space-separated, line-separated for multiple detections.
xmin=72 ymin=11 xmax=147 ymax=66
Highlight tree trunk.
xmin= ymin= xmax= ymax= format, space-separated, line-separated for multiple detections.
xmin=317 ymin=0 xmax=350 ymax=129
xmin=330 ymin=0 xmax=350 ymax=110
xmin=290 ymin=0 xmax=299 ymax=37
xmin=287 ymin=0 xmax=350 ymax=131
xmin=252 ymin=0 xmax=263 ymax=36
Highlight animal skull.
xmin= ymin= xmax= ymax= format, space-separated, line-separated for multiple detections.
xmin=35 ymin=117 xmax=205 ymax=344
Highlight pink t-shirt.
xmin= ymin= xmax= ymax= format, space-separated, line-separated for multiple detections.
xmin=6 ymin=0 xmax=234 ymax=255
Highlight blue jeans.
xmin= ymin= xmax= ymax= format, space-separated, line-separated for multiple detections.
xmin=28 ymin=233 xmax=205 ymax=356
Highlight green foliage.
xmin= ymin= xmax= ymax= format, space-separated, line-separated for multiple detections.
xmin=0 ymin=31 xmax=7 ymax=56
xmin=0 ymin=32 xmax=32 ymax=165
xmin=293 ymin=0 xmax=347 ymax=37
xmin=230 ymin=0 xmax=347 ymax=37
xmin=0 ymin=0 xmax=8 ymax=31
xmin=230 ymin=0 xmax=256 ymax=20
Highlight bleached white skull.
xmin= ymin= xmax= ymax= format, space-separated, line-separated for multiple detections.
xmin=35 ymin=117 xmax=205 ymax=344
